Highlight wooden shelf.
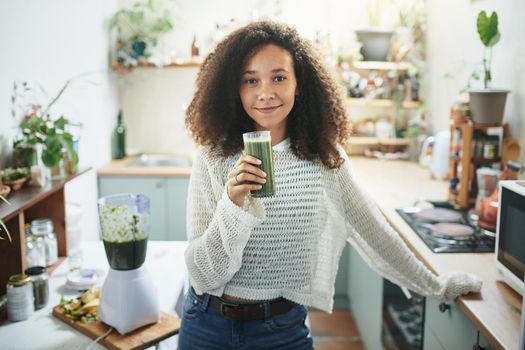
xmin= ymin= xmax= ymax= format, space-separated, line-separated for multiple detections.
xmin=350 ymin=61 xmax=412 ymax=71
xmin=448 ymin=120 xmax=509 ymax=209
xmin=346 ymin=97 xmax=421 ymax=109
xmin=111 ymin=57 xmax=203 ymax=72
xmin=0 ymin=168 xmax=90 ymax=297
xmin=349 ymin=137 xmax=410 ymax=146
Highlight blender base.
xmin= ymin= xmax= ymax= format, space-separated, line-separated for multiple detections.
xmin=99 ymin=265 xmax=159 ymax=335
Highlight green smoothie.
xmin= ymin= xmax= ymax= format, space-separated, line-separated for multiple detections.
xmin=103 ymin=238 xmax=148 ymax=270
xmin=243 ymin=133 xmax=275 ymax=197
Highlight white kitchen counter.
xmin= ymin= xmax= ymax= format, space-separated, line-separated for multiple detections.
xmin=0 ymin=241 xmax=189 ymax=350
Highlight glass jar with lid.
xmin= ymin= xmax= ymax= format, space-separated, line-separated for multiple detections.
xmin=31 ymin=218 xmax=58 ymax=266
xmin=6 ymin=274 xmax=34 ymax=321
xmin=26 ymin=234 xmax=46 ymax=268
xmin=24 ymin=266 xmax=49 ymax=310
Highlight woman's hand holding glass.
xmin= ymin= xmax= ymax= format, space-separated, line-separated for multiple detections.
xmin=227 ymin=155 xmax=267 ymax=207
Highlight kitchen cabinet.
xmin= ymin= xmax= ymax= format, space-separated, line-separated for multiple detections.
xmin=347 ymin=245 xmax=383 ymax=350
xmin=0 ymin=169 xmax=89 ymax=298
xmin=98 ymin=176 xmax=189 ymax=241
xmin=166 ymin=177 xmax=189 ymax=241
xmin=424 ymin=298 xmax=493 ymax=350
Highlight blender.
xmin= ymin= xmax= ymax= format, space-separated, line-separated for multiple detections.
xmin=97 ymin=193 xmax=159 ymax=335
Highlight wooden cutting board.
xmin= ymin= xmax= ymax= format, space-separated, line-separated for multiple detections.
xmin=52 ymin=306 xmax=181 ymax=350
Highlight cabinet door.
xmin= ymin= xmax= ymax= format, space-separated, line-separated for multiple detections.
xmin=166 ymin=177 xmax=190 ymax=241
xmin=98 ymin=176 xmax=168 ymax=241
xmin=424 ymin=298 xmax=493 ymax=350
xmin=347 ymin=245 xmax=383 ymax=350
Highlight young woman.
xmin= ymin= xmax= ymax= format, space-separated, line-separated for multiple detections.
xmin=179 ymin=21 xmax=481 ymax=349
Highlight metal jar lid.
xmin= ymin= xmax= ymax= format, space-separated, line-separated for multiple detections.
xmin=31 ymin=218 xmax=54 ymax=235
xmin=24 ymin=266 xmax=47 ymax=276
xmin=8 ymin=274 xmax=31 ymax=286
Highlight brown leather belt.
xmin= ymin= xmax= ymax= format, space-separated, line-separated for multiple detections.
xmin=195 ymin=292 xmax=296 ymax=320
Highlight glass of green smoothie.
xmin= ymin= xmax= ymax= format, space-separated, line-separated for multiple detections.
xmin=97 ymin=194 xmax=150 ymax=270
xmin=242 ymin=131 xmax=275 ymax=197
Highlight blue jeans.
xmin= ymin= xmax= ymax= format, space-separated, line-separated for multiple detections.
xmin=178 ymin=288 xmax=313 ymax=350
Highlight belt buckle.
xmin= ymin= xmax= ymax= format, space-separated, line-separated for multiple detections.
xmin=220 ymin=301 xmax=244 ymax=319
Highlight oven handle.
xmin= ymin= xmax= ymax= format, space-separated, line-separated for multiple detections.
xmin=400 ymin=286 xmax=412 ymax=300
xmin=400 ymin=286 xmax=425 ymax=305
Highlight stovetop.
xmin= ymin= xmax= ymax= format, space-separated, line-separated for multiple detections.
xmin=396 ymin=209 xmax=495 ymax=253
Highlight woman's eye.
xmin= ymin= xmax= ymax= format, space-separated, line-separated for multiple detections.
xmin=244 ymin=78 xmax=257 ymax=84
xmin=274 ymin=75 xmax=286 ymax=82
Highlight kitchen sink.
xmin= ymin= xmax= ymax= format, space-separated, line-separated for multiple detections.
xmin=125 ymin=154 xmax=192 ymax=167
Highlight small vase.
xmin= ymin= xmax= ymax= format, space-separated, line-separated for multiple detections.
xmin=49 ymin=158 xmax=67 ymax=181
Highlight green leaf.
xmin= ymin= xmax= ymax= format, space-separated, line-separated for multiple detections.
xmin=42 ymin=136 xmax=62 ymax=167
xmin=477 ymin=11 xmax=500 ymax=48
xmin=0 ymin=195 xmax=12 ymax=242
xmin=54 ymin=116 xmax=68 ymax=130
xmin=0 ymin=219 xmax=12 ymax=242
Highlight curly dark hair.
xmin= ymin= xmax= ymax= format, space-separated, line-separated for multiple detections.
xmin=185 ymin=21 xmax=350 ymax=169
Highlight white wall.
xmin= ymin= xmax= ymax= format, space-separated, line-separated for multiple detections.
xmin=426 ymin=0 xmax=525 ymax=163
xmin=0 ymin=0 xmax=119 ymax=241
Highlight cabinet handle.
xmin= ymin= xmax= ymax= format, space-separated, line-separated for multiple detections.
xmin=155 ymin=181 xmax=164 ymax=189
xmin=438 ymin=302 xmax=450 ymax=313
xmin=472 ymin=331 xmax=486 ymax=350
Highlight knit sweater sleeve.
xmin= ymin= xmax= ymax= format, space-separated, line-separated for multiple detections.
xmin=336 ymin=147 xmax=481 ymax=300
xmin=184 ymin=148 xmax=265 ymax=296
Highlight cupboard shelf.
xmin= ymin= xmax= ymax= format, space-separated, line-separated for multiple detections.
xmin=0 ymin=168 xmax=90 ymax=298
xmin=346 ymin=97 xmax=421 ymax=109
xmin=111 ymin=57 xmax=203 ymax=72
xmin=349 ymin=137 xmax=410 ymax=146
xmin=350 ymin=61 xmax=412 ymax=71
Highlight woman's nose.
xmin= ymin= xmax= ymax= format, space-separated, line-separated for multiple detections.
xmin=257 ymin=82 xmax=275 ymax=100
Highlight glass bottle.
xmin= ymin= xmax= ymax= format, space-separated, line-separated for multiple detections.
xmin=6 ymin=274 xmax=34 ymax=321
xmin=191 ymin=35 xmax=200 ymax=57
xmin=31 ymin=218 xmax=58 ymax=266
xmin=113 ymin=110 xmax=126 ymax=160
xmin=26 ymin=234 xmax=46 ymax=268
xmin=24 ymin=266 xmax=49 ymax=310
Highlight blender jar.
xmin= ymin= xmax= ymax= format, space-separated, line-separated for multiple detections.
xmin=97 ymin=194 xmax=150 ymax=270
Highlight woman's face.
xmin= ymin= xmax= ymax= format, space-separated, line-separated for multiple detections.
xmin=239 ymin=44 xmax=298 ymax=142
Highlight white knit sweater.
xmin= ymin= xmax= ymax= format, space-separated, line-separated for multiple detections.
xmin=185 ymin=138 xmax=481 ymax=313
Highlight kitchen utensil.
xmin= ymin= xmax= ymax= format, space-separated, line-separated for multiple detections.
xmin=502 ymin=138 xmax=521 ymax=179
xmin=97 ymin=194 xmax=159 ymax=335
xmin=430 ymin=223 xmax=474 ymax=240
xmin=415 ymin=208 xmax=462 ymax=223
xmin=475 ymin=167 xmax=501 ymax=210
xmin=429 ymin=130 xmax=450 ymax=180
xmin=419 ymin=136 xmax=434 ymax=167
xmin=478 ymin=161 xmax=525 ymax=233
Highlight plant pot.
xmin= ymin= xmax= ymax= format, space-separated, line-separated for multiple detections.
xmin=468 ymin=89 xmax=509 ymax=124
xmin=355 ymin=28 xmax=394 ymax=61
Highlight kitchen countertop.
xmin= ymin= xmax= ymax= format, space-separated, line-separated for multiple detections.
xmin=97 ymin=157 xmax=192 ymax=177
xmin=349 ymin=157 xmax=521 ymax=350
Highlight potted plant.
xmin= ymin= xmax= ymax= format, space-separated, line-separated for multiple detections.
xmin=355 ymin=0 xmax=394 ymax=61
xmin=468 ymin=10 xmax=510 ymax=125
xmin=1 ymin=167 xmax=31 ymax=191
xmin=11 ymin=79 xmax=79 ymax=179
xmin=109 ymin=0 xmax=175 ymax=68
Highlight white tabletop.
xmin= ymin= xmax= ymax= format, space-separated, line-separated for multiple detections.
xmin=0 ymin=240 xmax=189 ymax=350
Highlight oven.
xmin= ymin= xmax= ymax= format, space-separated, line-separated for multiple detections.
xmin=382 ymin=279 xmax=425 ymax=350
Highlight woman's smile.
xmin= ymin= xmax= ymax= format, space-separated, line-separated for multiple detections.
xmin=254 ymin=104 xmax=283 ymax=114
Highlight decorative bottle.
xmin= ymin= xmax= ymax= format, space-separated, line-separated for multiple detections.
xmin=113 ymin=110 xmax=126 ymax=160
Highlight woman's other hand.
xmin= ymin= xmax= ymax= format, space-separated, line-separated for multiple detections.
xmin=227 ymin=155 xmax=267 ymax=207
